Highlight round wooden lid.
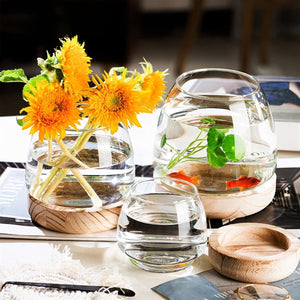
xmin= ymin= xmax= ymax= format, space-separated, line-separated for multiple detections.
xmin=208 ymin=223 xmax=300 ymax=283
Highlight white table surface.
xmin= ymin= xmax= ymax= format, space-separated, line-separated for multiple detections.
xmin=0 ymin=114 xmax=300 ymax=299
xmin=0 ymin=112 xmax=161 ymax=166
xmin=0 ymin=240 xmax=212 ymax=299
xmin=1 ymin=112 xmax=300 ymax=165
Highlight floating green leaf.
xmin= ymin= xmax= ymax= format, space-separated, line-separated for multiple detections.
xmin=163 ymin=116 xmax=246 ymax=169
xmin=0 ymin=69 xmax=28 ymax=83
xmin=207 ymin=147 xmax=227 ymax=168
xmin=212 ymin=126 xmax=230 ymax=134
xmin=207 ymin=127 xmax=225 ymax=149
xmin=200 ymin=117 xmax=216 ymax=124
xmin=222 ymin=134 xmax=246 ymax=161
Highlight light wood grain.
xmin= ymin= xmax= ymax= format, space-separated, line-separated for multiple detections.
xmin=172 ymin=162 xmax=276 ymax=219
xmin=208 ymin=223 xmax=300 ymax=283
xmin=28 ymin=195 xmax=121 ymax=234
xmin=200 ymin=174 xmax=276 ymax=219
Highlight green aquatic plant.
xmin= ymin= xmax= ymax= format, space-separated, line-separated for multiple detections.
xmin=160 ymin=117 xmax=246 ymax=169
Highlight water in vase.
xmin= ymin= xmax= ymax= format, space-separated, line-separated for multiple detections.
xmin=26 ymin=134 xmax=135 ymax=208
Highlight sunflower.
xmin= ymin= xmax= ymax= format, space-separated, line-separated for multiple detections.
xmin=138 ymin=59 xmax=167 ymax=110
xmin=85 ymin=71 xmax=146 ymax=134
xmin=59 ymin=36 xmax=92 ymax=97
xmin=142 ymin=71 xmax=166 ymax=110
xmin=21 ymin=80 xmax=81 ymax=142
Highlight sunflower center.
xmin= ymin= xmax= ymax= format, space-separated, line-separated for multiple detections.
xmin=108 ymin=94 xmax=124 ymax=111
xmin=53 ymin=100 xmax=64 ymax=112
xmin=109 ymin=95 xmax=119 ymax=106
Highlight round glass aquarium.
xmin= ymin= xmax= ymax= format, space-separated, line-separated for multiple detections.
xmin=153 ymin=68 xmax=277 ymax=219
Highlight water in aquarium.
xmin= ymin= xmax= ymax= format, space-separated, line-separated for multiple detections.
xmin=154 ymin=108 xmax=277 ymax=194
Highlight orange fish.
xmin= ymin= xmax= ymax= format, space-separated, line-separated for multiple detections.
xmin=167 ymin=171 xmax=199 ymax=186
xmin=226 ymin=175 xmax=261 ymax=191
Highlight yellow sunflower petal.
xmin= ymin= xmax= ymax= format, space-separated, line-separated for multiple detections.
xmin=142 ymin=71 xmax=167 ymax=110
xmin=85 ymin=71 xmax=144 ymax=133
xmin=59 ymin=36 xmax=92 ymax=98
xmin=21 ymin=80 xmax=82 ymax=142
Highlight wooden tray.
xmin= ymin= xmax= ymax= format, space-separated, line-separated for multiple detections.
xmin=28 ymin=195 xmax=121 ymax=234
xmin=208 ymin=223 xmax=300 ymax=283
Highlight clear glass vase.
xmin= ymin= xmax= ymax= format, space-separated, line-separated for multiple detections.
xmin=153 ymin=68 xmax=277 ymax=219
xmin=25 ymin=122 xmax=135 ymax=210
xmin=117 ymin=177 xmax=207 ymax=272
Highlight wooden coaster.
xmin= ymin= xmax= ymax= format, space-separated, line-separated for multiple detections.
xmin=208 ymin=223 xmax=300 ymax=283
xmin=28 ymin=194 xmax=121 ymax=234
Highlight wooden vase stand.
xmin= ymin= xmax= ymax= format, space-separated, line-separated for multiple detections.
xmin=28 ymin=194 xmax=121 ymax=234
xmin=208 ymin=223 xmax=300 ymax=283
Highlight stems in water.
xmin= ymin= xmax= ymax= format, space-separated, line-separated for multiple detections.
xmin=71 ymin=169 xmax=103 ymax=206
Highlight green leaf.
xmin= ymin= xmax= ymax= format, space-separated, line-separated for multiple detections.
xmin=38 ymin=53 xmax=60 ymax=71
xmin=109 ymin=66 xmax=126 ymax=76
xmin=222 ymin=134 xmax=246 ymax=161
xmin=207 ymin=127 xmax=225 ymax=149
xmin=23 ymin=75 xmax=49 ymax=99
xmin=160 ymin=133 xmax=167 ymax=148
xmin=212 ymin=126 xmax=230 ymax=134
xmin=38 ymin=54 xmax=63 ymax=82
xmin=114 ymin=67 xmax=126 ymax=73
xmin=207 ymin=147 xmax=227 ymax=168
xmin=16 ymin=116 xmax=24 ymax=127
xmin=200 ymin=117 xmax=216 ymax=124
xmin=0 ymin=69 xmax=28 ymax=83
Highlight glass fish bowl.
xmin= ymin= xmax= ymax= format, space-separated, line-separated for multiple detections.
xmin=153 ymin=68 xmax=277 ymax=219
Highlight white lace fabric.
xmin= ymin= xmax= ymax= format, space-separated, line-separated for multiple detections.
xmin=0 ymin=245 xmax=131 ymax=299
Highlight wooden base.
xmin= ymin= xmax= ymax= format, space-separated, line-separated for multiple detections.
xmin=171 ymin=161 xmax=276 ymax=219
xmin=28 ymin=194 xmax=121 ymax=234
xmin=208 ymin=223 xmax=300 ymax=283
xmin=201 ymin=174 xmax=276 ymax=219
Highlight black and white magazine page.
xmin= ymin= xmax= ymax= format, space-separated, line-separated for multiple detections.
xmin=0 ymin=167 xmax=117 ymax=241
xmin=225 ymin=167 xmax=300 ymax=237
xmin=0 ymin=165 xmax=299 ymax=239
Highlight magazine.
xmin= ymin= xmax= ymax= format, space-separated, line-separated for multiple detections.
xmin=258 ymin=76 xmax=300 ymax=151
xmin=0 ymin=166 xmax=299 ymax=240
xmin=225 ymin=167 xmax=300 ymax=236
xmin=0 ymin=167 xmax=117 ymax=241
xmin=258 ymin=76 xmax=300 ymax=121
xmin=153 ymin=262 xmax=300 ymax=300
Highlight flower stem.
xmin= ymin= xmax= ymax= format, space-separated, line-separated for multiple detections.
xmin=166 ymin=128 xmax=208 ymax=169
xmin=31 ymin=162 xmax=43 ymax=195
xmin=40 ymin=168 xmax=69 ymax=203
xmin=47 ymin=139 xmax=52 ymax=163
xmin=48 ymin=128 xmax=96 ymax=167
xmin=71 ymin=169 xmax=103 ymax=206
xmin=34 ymin=167 xmax=58 ymax=200
xmin=56 ymin=139 xmax=90 ymax=169
xmin=33 ymin=125 xmax=99 ymax=204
